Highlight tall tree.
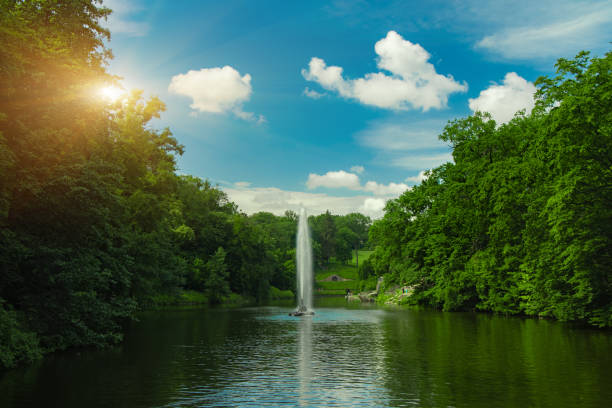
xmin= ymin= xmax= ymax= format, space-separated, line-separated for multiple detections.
xmin=368 ymin=51 xmax=612 ymax=326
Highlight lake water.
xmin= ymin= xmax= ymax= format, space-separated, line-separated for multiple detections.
xmin=1 ymin=297 xmax=611 ymax=407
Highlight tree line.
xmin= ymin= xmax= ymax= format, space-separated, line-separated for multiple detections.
xmin=366 ymin=50 xmax=611 ymax=328
xmin=2 ymin=0 xmax=609 ymax=371
xmin=0 ymin=1 xmax=374 ymax=369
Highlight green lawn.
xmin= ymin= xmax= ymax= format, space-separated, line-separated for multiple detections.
xmin=314 ymin=251 xmax=372 ymax=295
xmin=315 ymin=262 xmax=358 ymax=281
xmin=350 ymin=250 xmax=373 ymax=266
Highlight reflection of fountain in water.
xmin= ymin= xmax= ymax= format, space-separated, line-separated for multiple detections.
xmin=291 ymin=207 xmax=313 ymax=316
xmin=297 ymin=317 xmax=312 ymax=407
xmin=294 ymin=309 xmax=388 ymax=406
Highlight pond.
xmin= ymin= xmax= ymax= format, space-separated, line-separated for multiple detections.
xmin=1 ymin=297 xmax=611 ymax=407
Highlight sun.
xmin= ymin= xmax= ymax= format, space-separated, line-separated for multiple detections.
xmin=99 ymin=85 xmax=125 ymax=102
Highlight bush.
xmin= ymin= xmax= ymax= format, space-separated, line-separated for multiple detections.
xmin=0 ymin=301 xmax=42 ymax=370
xmin=269 ymin=286 xmax=294 ymax=300
xmin=358 ymin=275 xmax=378 ymax=292
xmin=358 ymin=258 xmax=374 ymax=280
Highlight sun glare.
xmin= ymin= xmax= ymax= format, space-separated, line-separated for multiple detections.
xmin=99 ymin=86 xmax=125 ymax=102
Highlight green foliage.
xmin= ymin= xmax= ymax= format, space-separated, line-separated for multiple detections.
xmin=0 ymin=300 xmax=42 ymax=370
xmin=309 ymin=210 xmax=337 ymax=266
xmin=269 ymin=286 xmax=294 ymax=300
xmin=335 ymin=226 xmax=355 ymax=263
xmin=358 ymin=275 xmax=378 ymax=292
xmin=309 ymin=211 xmax=372 ymax=268
xmin=369 ymin=50 xmax=612 ymax=326
xmin=180 ymin=290 xmax=208 ymax=304
xmin=0 ymin=0 xmax=327 ymax=368
xmin=358 ymin=258 xmax=374 ymax=280
xmin=203 ymin=247 xmax=230 ymax=304
xmin=351 ymin=250 xmax=373 ymax=266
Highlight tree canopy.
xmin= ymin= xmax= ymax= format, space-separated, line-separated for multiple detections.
xmin=367 ymin=50 xmax=612 ymax=327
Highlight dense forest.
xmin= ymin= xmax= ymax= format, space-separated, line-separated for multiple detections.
xmin=366 ymin=50 xmax=612 ymax=328
xmin=0 ymin=1 xmax=374 ymax=369
xmin=1 ymin=0 xmax=610 ymax=371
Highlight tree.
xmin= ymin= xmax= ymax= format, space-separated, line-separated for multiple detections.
xmin=336 ymin=213 xmax=371 ymax=267
xmin=0 ymin=0 xmax=137 ymax=364
xmin=367 ymin=50 xmax=612 ymax=326
xmin=310 ymin=211 xmax=336 ymax=266
xmin=204 ymin=247 xmax=230 ymax=304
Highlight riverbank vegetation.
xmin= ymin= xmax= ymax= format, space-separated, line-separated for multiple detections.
xmin=0 ymin=1 xmax=373 ymax=369
xmin=1 ymin=0 xmax=609 ymax=371
xmin=367 ymin=50 xmax=612 ymax=327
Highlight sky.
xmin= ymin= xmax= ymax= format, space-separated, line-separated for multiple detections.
xmin=102 ymin=0 xmax=612 ymax=218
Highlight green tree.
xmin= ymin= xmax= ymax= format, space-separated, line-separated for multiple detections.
xmin=336 ymin=212 xmax=371 ymax=267
xmin=310 ymin=211 xmax=336 ymax=266
xmin=368 ymin=50 xmax=611 ymax=326
xmin=204 ymin=247 xmax=230 ymax=304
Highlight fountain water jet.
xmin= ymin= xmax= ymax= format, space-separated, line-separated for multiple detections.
xmin=290 ymin=208 xmax=314 ymax=316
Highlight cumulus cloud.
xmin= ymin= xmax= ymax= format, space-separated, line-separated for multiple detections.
xmin=306 ymin=170 xmax=361 ymax=190
xmin=302 ymin=31 xmax=467 ymax=111
xmin=223 ymin=186 xmax=389 ymax=218
xmin=476 ymin=5 xmax=612 ymax=60
xmin=226 ymin=168 xmax=411 ymax=219
xmin=468 ymin=72 xmax=536 ymax=124
xmin=405 ymin=170 xmax=429 ymax=184
xmin=363 ymin=181 xmax=409 ymax=196
xmin=307 ymin=169 xmax=409 ymax=196
xmin=168 ymin=66 xmax=263 ymax=122
xmin=360 ymin=197 xmax=387 ymax=215
xmin=303 ymin=87 xmax=325 ymax=99
xmin=350 ymin=165 xmax=365 ymax=174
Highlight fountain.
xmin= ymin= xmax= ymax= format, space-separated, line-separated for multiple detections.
xmin=289 ymin=208 xmax=315 ymax=316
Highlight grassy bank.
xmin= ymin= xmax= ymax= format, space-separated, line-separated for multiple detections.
xmin=151 ymin=286 xmax=293 ymax=307
xmin=315 ymin=250 xmax=373 ymax=295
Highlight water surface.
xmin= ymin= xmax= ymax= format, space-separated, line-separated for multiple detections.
xmin=1 ymin=297 xmax=611 ymax=407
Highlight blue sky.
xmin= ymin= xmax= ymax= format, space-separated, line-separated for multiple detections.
xmin=103 ymin=0 xmax=612 ymax=217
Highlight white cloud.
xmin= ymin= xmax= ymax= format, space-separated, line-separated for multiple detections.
xmin=234 ymin=181 xmax=251 ymax=188
xmin=302 ymin=31 xmax=467 ymax=111
xmin=350 ymin=165 xmax=365 ymax=174
xmin=223 ymin=186 xmax=389 ymax=218
xmin=360 ymin=197 xmax=387 ymax=215
xmin=405 ymin=170 xmax=429 ymax=184
xmin=306 ymin=170 xmax=410 ymax=196
xmin=103 ymin=0 xmax=149 ymax=37
xmin=306 ymin=170 xmax=361 ymax=190
xmin=233 ymin=109 xmax=266 ymax=124
xmin=475 ymin=3 xmax=612 ymax=60
xmin=303 ymin=87 xmax=325 ymax=99
xmin=363 ymin=181 xmax=409 ymax=196
xmin=168 ymin=66 xmax=263 ymax=122
xmin=468 ymin=72 xmax=536 ymax=124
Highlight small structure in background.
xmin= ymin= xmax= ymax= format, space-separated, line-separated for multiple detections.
xmin=320 ymin=274 xmax=352 ymax=282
